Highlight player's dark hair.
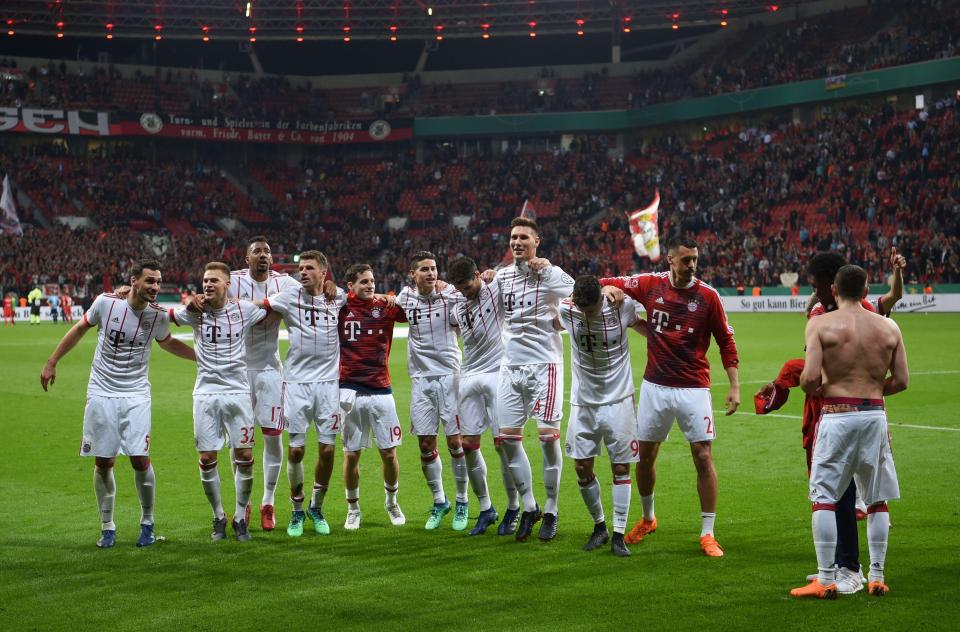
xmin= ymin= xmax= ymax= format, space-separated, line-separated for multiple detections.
xmin=299 ymin=250 xmax=328 ymax=269
xmin=667 ymin=235 xmax=698 ymax=252
xmin=511 ymin=216 xmax=539 ymax=235
xmin=204 ymin=261 xmax=231 ymax=277
xmin=446 ymin=257 xmax=478 ymax=285
xmin=411 ymin=251 xmax=436 ymax=271
xmin=248 ymin=235 xmax=270 ymax=250
xmin=572 ymin=275 xmax=602 ymax=310
xmin=130 ymin=259 xmax=161 ymax=279
xmin=808 ymin=251 xmax=848 ymax=282
xmin=344 ymin=263 xmax=373 ymax=285
xmin=834 ymin=264 xmax=868 ymax=299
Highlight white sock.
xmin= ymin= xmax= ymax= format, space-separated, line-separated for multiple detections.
xmin=450 ymin=448 xmax=469 ymax=504
xmin=200 ymin=462 xmax=225 ymax=520
xmin=578 ymin=475 xmax=604 ymax=524
xmin=700 ymin=512 xmax=716 ymax=537
xmin=502 ymin=438 xmax=536 ymax=512
xmin=640 ymin=494 xmax=655 ymax=521
xmin=612 ymin=473 xmax=632 ymax=534
xmin=346 ymin=487 xmax=360 ymax=511
xmin=384 ymin=482 xmax=399 ymax=507
xmin=311 ymin=483 xmax=328 ymax=510
xmin=495 ymin=444 xmax=520 ymax=510
xmin=234 ymin=459 xmax=254 ymax=521
xmin=134 ymin=465 xmax=155 ymax=526
xmin=94 ymin=466 xmax=116 ymax=530
xmin=465 ymin=447 xmax=491 ymax=511
xmin=540 ymin=434 xmax=563 ymax=515
xmin=813 ymin=508 xmax=838 ymax=585
xmin=261 ymin=434 xmax=283 ymax=506
xmin=288 ymin=460 xmax=304 ymax=511
xmin=867 ymin=506 xmax=890 ymax=582
xmin=421 ymin=450 xmax=446 ymax=504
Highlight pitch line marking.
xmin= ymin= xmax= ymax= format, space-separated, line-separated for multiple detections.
xmin=721 ymin=410 xmax=960 ymax=433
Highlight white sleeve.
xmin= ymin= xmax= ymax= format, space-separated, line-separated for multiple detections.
xmin=152 ymin=311 xmax=172 ymax=341
xmin=243 ymin=301 xmax=269 ymax=329
xmin=266 ymin=286 xmax=293 ymax=317
xmin=545 ymin=266 xmax=576 ymax=298
xmin=83 ymin=294 xmax=104 ymax=327
xmin=620 ymin=298 xmax=639 ymax=327
xmin=172 ymin=305 xmax=197 ymax=327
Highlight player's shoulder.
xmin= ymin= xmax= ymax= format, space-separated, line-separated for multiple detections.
xmin=147 ymin=302 xmax=166 ymax=313
xmin=695 ymin=278 xmax=723 ymax=299
xmin=231 ymin=269 xmax=248 ymax=277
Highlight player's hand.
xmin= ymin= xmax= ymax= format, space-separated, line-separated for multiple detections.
xmin=480 ymin=269 xmax=496 ymax=283
xmin=40 ymin=361 xmax=56 ymax=391
xmin=529 ymin=257 xmax=551 ymax=273
xmin=187 ymin=294 xmax=205 ymax=313
xmin=114 ymin=285 xmax=132 ymax=299
xmin=889 ymin=246 xmax=906 ymax=271
xmin=601 ymin=286 xmax=625 ymax=307
xmin=754 ymin=382 xmax=776 ymax=400
xmin=724 ymin=388 xmax=740 ymax=416
xmin=323 ymin=279 xmax=338 ymax=301
xmin=375 ymin=293 xmax=397 ymax=307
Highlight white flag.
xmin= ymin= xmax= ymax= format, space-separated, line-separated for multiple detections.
xmin=626 ymin=190 xmax=661 ymax=263
xmin=1 ymin=174 xmax=23 ymax=236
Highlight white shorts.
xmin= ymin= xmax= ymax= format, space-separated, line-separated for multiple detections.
xmin=248 ymin=369 xmax=283 ymax=432
xmin=81 ymin=395 xmax=152 ymax=458
xmin=341 ymin=390 xmax=403 ymax=452
xmin=637 ymin=380 xmax=715 ymax=443
xmin=410 ymin=374 xmax=461 ymax=437
xmin=809 ymin=411 xmax=900 ymax=505
xmin=458 ymin=372 xmax=500 ymax=436
xmin=193 ymin=393 xmax=256 ymax=452
xmin=283 ymin=380 xmax=341 ymax=447
xmin=497 ymin=363 xmax=563 ymax=431
xmin=566 ymin=398 xmax=640 ymax=463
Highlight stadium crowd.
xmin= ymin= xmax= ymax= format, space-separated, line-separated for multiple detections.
xmin=3 ymin=92 xmax=958 ymax=299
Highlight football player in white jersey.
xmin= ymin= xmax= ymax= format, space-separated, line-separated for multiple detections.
xmin=261 ymin=251 xmax=347 ymax=537
xmin=396 ymin=251 xmax=469 ymax=531
xmin=41 ymin=260 xmax=196 ymax=548
xmin=492 ymin=217 xmax=575 ymax=541
xmin=172 ymin=262 xmax=273 ymax=542
xmin=557 ymin=275 xmax=640 ymax=557
xmin=446 ymin=256 xmax=518 ymax=536
xmin=228 ymin=236 xmax=299 ymax=531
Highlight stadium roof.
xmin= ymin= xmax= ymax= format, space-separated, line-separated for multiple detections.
xmin=3 ymin=1 xmax=816 ymax=41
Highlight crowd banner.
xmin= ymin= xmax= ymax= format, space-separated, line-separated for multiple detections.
xmin=718 ymin=294 xmax=960 ymax=313
xmin=0 ymin=107 xmax=413 ymax=145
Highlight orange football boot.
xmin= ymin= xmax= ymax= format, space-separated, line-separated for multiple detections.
xmin=790 ymin=579 xmax=838 ymax=599
xmin=623 ymin=518 xmax=657 ymax=545
xmin=699 ymin=534 xmax=724 ymax=557
xmin=260 ymin=504 xmax=276 ymax=531
xmin=868 ymin=581 xmax=889 ymax=596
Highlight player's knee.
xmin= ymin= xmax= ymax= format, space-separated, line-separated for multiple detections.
xmin=129 ymin=456 xmax=150 ymax=471
xmin=611 ymin=462 xmax=630 ymax=477
xmin=462 ymin=436 xmax=482 ymax=452
xmin=867 ymin=502 xmax=889 ymax=514
xmin=94 ymin=457 xmax=116 ymax=470
xmin=446 ymin=435 xmax=463 ymax=451
xmin=317 ymin=443 xmax=334 ymax=459
xmin=538 ymin=430 xmax=560 ymax=443
xmin=573 ymin=459 xmax=593 ymax=479
xmin=288 ymin=446 xmax=305 ymax=462
xmin=417 ymin=435 xmax=437 ymax=452
xmin=234 ymin=448 xmax=254 ymax=464
xmin=379 ymin=447 xmax=398 ymax=462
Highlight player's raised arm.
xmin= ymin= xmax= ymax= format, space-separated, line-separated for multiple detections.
xmin=40 ymin=317 xmax=94 ymax=391
xmin=878 ymin=246 xmax=906 ymax=316
xmin=799 ymin=319 xmax=824 ymax=395
xmin=883 ymin=321 xmax=909 ymax=396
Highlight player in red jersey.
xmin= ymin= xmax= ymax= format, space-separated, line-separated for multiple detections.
xmin=338 ymin=263 xmax=408 ymax=530
xmin=601 ymin=235 xmax=740 ymax=557
xmin=2 ymin=293 xmax=14 ymax=326
xmin=754 ymin=248 xmax=905 ymax=593
xmin=61 ymin=291 xmax=73 ymax=323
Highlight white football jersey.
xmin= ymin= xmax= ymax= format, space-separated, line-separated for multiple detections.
xmin=83 ymin=293 xmax=172 ymax=397
xmin=228 ymin=269 xmax=299 ymax=371
xmin=266 ymin=285 xmax=347 ymax=383
xmin=495 ymin=262 xmax=574 ymax=366
xmin=450 ymin=278 xmax=504 ymax=376
xmin=559 ymin=297 xmax=638 ymax=406
xmin=173 ymin=301 xmax=268 ymax=395
xmin=396 ymin=285 xmax=462 ymax=377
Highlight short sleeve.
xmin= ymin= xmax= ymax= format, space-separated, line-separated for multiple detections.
xmin=620 ymin=297 xmax=639 ymax=327
xmin=83 ymin=294 xmax=104 ymax=327
xmin=152 ymin=310 xmax=172 ymax=342
xmin=266 ymin=286 xmax=295 ymax=317
xmin=545 ymin=266 xmax=575 ymax=298
xmin=172 ymin=305 xmax=197 ymax=327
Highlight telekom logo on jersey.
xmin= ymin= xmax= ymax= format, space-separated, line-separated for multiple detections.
xmin=650 ymin=309 xmax=671 ymax=333
xmin=343 ymin=320 xmax=384 ymax=342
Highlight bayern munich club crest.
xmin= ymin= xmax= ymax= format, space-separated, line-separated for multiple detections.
xmin=371 ymin=307 xmax=382 ymax=318
xmin=368 ymin=120 xmax=392 ymax=141
xmin=687 ymin=301 xmax=699 ymax=312
xmin=140 ymin=113 xmax=164 ymax=134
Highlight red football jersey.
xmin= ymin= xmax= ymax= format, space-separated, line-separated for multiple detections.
xmin=600 ymin=272 xmax=739 ymax=388
xmin=338 ymin=293 xmax=407 ymax=391
xmin=3 ymin=297 xmax=12 ymax=313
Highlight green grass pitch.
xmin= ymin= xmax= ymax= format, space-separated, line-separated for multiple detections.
xmin=1 ymin=313 xmax=959 ymax=630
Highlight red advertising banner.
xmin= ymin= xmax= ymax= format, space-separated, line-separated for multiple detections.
xmin=0 ymin=107 xmax=412 ymax=145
